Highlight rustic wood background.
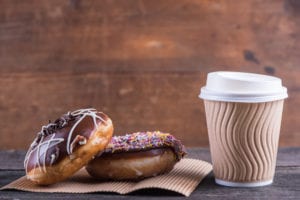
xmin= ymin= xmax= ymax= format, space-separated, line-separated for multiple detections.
xmin=0 ymin=0 xmax=299 ymax=149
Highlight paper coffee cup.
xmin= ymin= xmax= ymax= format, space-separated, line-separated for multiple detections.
xmin=199 ymin=71 xmax=288 ymax=187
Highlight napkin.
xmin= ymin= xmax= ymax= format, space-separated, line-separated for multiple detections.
xmin=1 ymin=158 xmax=212 ymax=197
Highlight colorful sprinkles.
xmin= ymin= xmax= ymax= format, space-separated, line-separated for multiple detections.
xmin=103 ymin=131 xmax=186 ymax=160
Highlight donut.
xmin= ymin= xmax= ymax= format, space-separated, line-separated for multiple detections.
xmin=24 ymin=108 xmax=114 ymax=185
xmin=86 ymin=131 xmax=186 ymax=180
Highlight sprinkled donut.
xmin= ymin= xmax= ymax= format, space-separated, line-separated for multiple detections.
xmin=86 ymin=131 xmax=186 ymax=180
xmin=24 ymin=108 xmax=114 ymax=185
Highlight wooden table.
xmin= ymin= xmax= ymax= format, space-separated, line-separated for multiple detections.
xmin=0 ymin=148 xmax=299 ymax=199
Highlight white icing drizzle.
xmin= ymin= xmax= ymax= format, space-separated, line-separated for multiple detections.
xmin=50 ymin=154 xmax=56 ymax=165
xmin=24 ymin=108 xmax=106 ymax=174
xmin=42 ymin=134 xmax=56 ymax=172
xmin=66 ymin=108 xmax=106 ymax=154
xmin=24 ymin=134 xmax=64 ymax=173
xmin=50 ymin=147 xmax=60 ymax=166
xmin=79 ymin=138 xmax=87 ymax=145
xmin=70 ymin=135 xmax=87 ymax=153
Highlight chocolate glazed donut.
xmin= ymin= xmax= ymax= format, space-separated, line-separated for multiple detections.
xmin=24 ymin=108 xmax=114 ymax=185
xmin=86 ymin=131 xmax=186 ymax=180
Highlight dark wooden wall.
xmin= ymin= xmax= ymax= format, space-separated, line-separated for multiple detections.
xmin=0 ymin=0 xmax=299 ymax=149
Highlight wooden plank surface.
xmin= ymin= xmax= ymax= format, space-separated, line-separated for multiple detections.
xmin=0 ymin=0 xmax=300 ymax=149
xmin=0 ymin=148 xmax=299 ymax=199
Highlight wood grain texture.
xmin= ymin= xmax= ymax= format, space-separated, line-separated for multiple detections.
xmin=0 ymin=148 xmax=299 ymax=199
xmin=0 ymin=0 xmax=299 ymax=149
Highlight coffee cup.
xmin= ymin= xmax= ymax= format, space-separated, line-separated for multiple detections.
xmin=199 ymin=71 xmax=288 ymax=187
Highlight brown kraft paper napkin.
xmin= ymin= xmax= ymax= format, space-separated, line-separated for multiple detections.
xmin=1 ymin=158 xmax=212 ymax=197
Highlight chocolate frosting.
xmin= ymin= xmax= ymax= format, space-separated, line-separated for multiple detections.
xmin=100 ymin=131 xmax=187 ymax=161
xmin=24 ymin=108 xmax=108 ymax=173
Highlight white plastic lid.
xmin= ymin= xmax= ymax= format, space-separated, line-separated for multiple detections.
xmin=199 ymin=71 xmax=288 ymax=103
